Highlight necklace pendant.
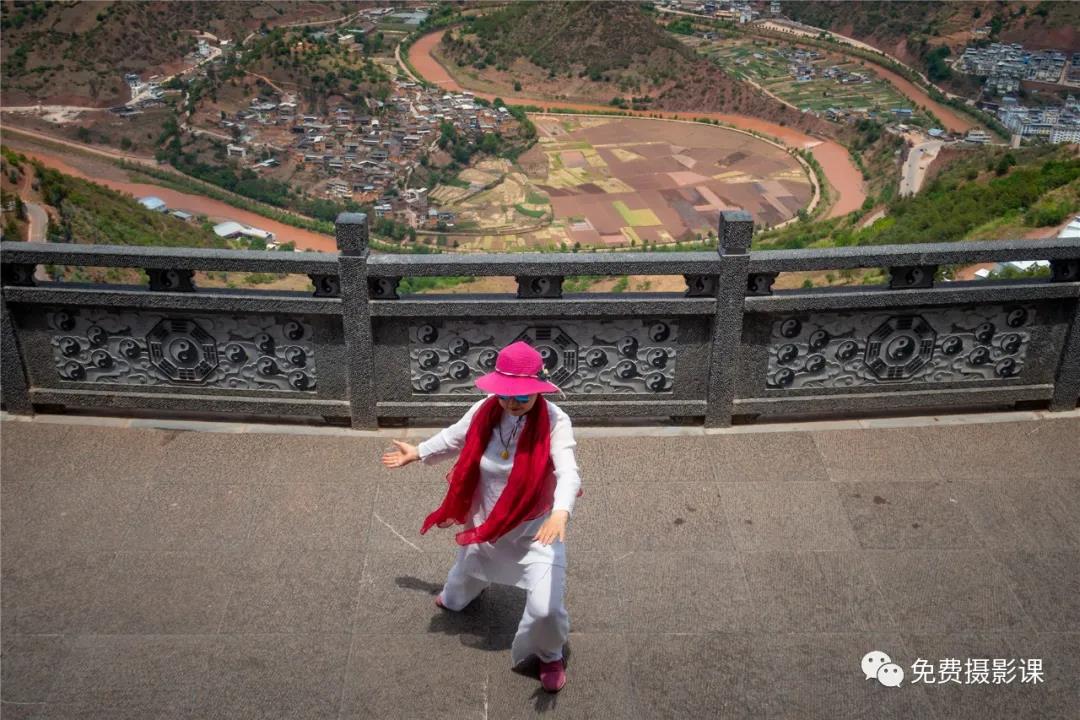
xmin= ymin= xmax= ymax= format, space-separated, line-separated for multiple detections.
xmin=501 ymin=450 xmax=510 ymax=460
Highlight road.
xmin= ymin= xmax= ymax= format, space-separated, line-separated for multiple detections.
xmin=23 ymin=201 xmax=47 ymax=242
xmin=899 ymin=140 xmax=943 ymax=197
xmin=21 ymin=200 xmax=53 ymax=281
xmin=2 ymin=126 xmax=157 ymax=167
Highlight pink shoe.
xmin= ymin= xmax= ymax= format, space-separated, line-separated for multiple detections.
xmin=539 ymin=658 xmax=566 ymax=693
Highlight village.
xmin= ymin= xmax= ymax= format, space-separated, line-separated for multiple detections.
xmin=204 ymin=77 xmax=523 ymax=232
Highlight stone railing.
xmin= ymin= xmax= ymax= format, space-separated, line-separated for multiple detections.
xmin=2 ymin=211 xmax=1078 ymax=428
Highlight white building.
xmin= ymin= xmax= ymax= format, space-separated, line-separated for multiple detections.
xmin=138 ymin=196 xmax=167 ymax=212
xmin=213 ymin=221 xmax=275 ymax=243
xmin=1058 ymin=215 xmax=1080 ymax=240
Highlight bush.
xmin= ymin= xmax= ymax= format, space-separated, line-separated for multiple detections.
xmin=1024 ymin=199 xmax=1070 ymax=227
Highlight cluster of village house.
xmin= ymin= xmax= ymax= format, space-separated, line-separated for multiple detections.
xmin=659 ymin=0 xmax=776 ymax=25
xmin=216 ymin=79 xmax=521 ymax=231
xmin=733 ymin=45 xmax=922 ymax=126
xmin=958 ymin=43 xmax=1076 ymax=95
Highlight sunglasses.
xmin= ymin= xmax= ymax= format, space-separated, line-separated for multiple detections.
xmin=497 ymin=394 xmax=532 ymax=403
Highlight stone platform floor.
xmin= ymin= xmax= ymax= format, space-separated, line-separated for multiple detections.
xmin=1 ymin=412 xmax=1078 ymax=719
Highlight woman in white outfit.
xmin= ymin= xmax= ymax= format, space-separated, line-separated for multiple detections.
xmin=381 ymin=340 xmax=581 ymax=693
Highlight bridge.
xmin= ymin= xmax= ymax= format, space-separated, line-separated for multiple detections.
xmin=2 ymin=213 xmax=1078 ymax=718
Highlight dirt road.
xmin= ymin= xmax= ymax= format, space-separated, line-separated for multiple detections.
xmin=899 ymin=140 xmax=944 ymax=197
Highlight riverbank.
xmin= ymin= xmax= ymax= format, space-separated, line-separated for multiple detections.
xmin=5 ymin=136 xmax=339 ymax=253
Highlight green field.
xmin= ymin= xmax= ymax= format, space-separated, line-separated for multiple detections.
xmin=696 ymin=38 xmax=925 ymax=121
xmin=613 ymin=200 xmax=661 ymax=227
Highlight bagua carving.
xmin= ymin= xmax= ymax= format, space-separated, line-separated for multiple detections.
xmin=765 ymin=305 xmax=1035 ymax=390
xmin=410 ymin=320 xmax=679 ymax=394
xmin=48 ymin=308 xmax=317 ymax=391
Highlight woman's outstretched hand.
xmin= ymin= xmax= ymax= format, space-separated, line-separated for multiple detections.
xmin=533 ymin=510 xmax=569 ymax=545
xmin=382 ymin=440 xmax=420 ymax=469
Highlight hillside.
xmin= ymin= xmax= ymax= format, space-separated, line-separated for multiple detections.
xmin=0 ymin=0 xmax=351 ymax=106
xmin=755 ymin=143 xmax=1080 ymax=252
xmin=0 ymin=145 xmax=317 ymax=289
xmin=783 ymin=1 xmax=1080 ymax=94
xmin=438 ymin=1 xmax=833 ymax=136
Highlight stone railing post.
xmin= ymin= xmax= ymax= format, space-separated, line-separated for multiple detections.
xmin=1 ymin=292 xmax=32 ymax=414
xmin=1050 ymin=257 xmax=1080 ymax=411
xmin=335 ymin=213 xmax=377 ymax=429
xmin=705 ymin=210 xmax=753 ymax=427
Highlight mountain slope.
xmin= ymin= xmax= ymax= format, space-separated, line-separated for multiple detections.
xmin=784 ymin=1 xmax=1080 ymax=91
xmin=1 ymin=0 xmax=350 ymax=106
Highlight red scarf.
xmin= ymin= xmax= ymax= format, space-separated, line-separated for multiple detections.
xmin=420 ymin=395 xmax=564 ymax=545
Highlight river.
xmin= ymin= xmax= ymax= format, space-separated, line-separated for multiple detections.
xmin=409 ymin=30 xmax=867 ymax=218
xmin=13 ymin=146 xmax=339 ymax=253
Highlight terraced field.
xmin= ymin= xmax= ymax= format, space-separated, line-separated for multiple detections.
xmin=689 ymin=37 xmax=935 ymax=124
xmin=426 ymin=115 xmax=813 ymax=251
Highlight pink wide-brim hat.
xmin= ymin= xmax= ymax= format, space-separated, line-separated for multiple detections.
xmin=475 ymin=341 xmax=563 ymax=396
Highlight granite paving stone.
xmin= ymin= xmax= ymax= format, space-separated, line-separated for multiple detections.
xmin=915 ymin=420 xmax=1080 ymax=482
xmin=743 ymin=632 xmax=938 ymax=719
xmin=705 ymin=431 xmax=830 ymax=482
xmin=3 ymin=417 xmax=1079 ymax=719
xmin=591 ymin=482 xmax=736 ymax=551
xmin=574 ymin=436 xmax=713 ymax=483
xmin=46 ymin=635 xmax=219 ymax=713
xmin=955 ymin=479 xmax=1080 ymax=550
xmin=617 ymin=551 xmax=760 ymax=633
xmin=369 ymin=480 xmax=459 ymax=553
xmin=150 ymin=432 xmax=382 ymax=484
xmin=625 ymin=633 xmax=758 ymax=719
xmin=865 ymin=550 xmax=1033 ymax=634
xmin=1 ymin=479 xmax=147 ymax=554
xmin=838 ymin=481 xmax=982 ymax=549
xmin=992 ymin=550 xmax=1080 ymax=631
xmin=485 ymin=632 xmax=634 ymax=719
xmin=352 ymin=549 xmax=488 ymax=637
xmin=221 ymin=551 xmax=364 ymax=634
xmin=722 ymin=482 xmax=859 ymax=551
xmin=563 ymin=550 xmax=623 ymax=634
xmin=338 ymin=633 xmax=488 ymax=720
xmin=0 ymin=635 xmax=70 ymax=703
xmin=0 ymin=424 xmax=164 ymax=485
xmin=80 ymin=551 xmax=241 ymax=634
xmin=741 ymin=551 xmax=896 ymax=632
xmin=898 ymin=632 xmax=1060 ymax=720
xmin=812 ymin=427 xmax=942 ymax=483
xmin=199 ymin=634 xmax=351 ymax=720
xmin=120 ymin=481 xmax=259 ymax=552
xmin=246 ymin=481 xmax=374 ymax=551
xmin=2 ymin=551 xmax=116 ymax=635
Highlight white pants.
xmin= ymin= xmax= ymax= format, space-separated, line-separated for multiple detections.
xmin=440 ymin=554 xmax=569 ymax=667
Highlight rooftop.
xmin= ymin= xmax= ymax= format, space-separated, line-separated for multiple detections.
xmin=2 ymin=409 xmax=1078 ymax=718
